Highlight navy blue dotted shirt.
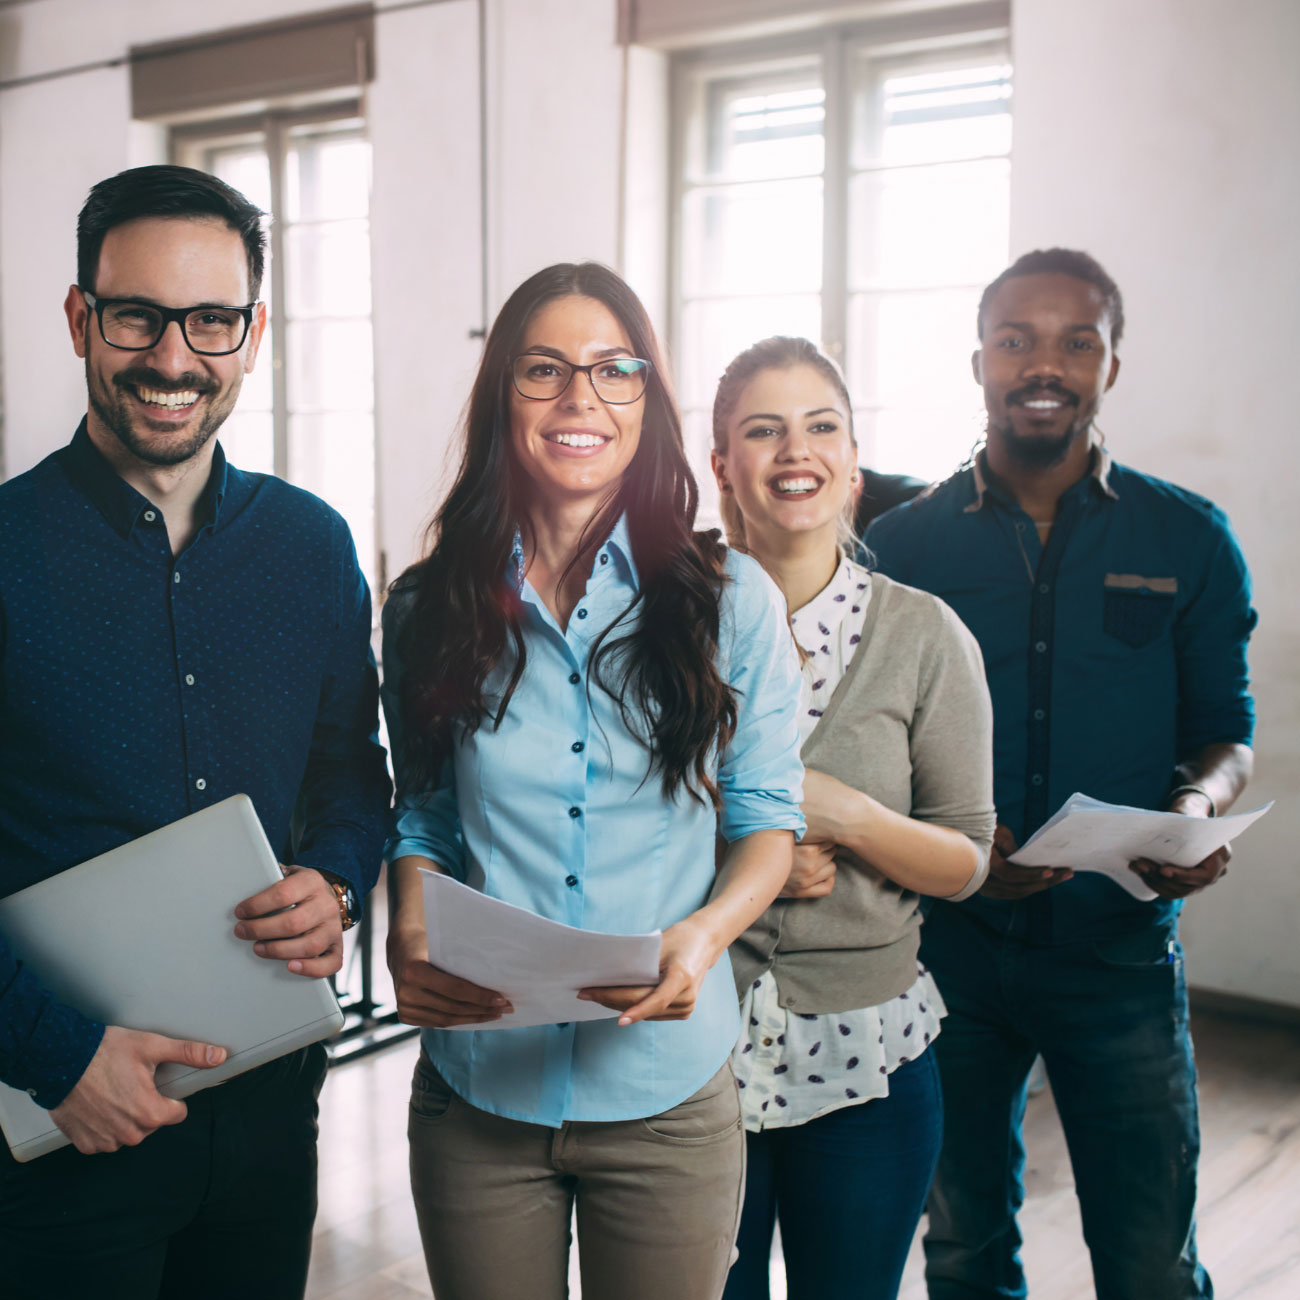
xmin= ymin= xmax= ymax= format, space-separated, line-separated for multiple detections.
xmin=0 ymin=423 xmax=392 ymax=1108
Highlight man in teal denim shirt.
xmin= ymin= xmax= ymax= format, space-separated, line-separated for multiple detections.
xmin=866 ymin=248 xmax=1255 ymax=1300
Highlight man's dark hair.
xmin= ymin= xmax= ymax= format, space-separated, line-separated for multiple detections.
xmin=977 ymin=247 xmax=1124 ymax=346
xmin=77 ymin=164 xmax=266 ymax=299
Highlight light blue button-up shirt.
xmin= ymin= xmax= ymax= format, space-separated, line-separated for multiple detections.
xmin=382 ymin=518 xmax=804 ymax=1127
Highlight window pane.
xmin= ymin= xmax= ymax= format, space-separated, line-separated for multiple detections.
xmin=846 ymin=288 xmax=978 ymax=407
xmin=678 ymin=294 xmax=822 ymax=411
xmin=856 ymin=62 xmax=1013 ymax=168
xmin=288 ymin=411 xmax=375 ymax=582
xmin=208 ymin=146 xmax=272 ymax=213
xmin=849 ymin=158 xmax=1009 ymax=289
xmin=285 ymin=220 xmax=372 ymax=317
xmin=701 ymin=82 xmax=825 ymax=181
xmin=286 ymin=134 xmax=369 ymax=222
xmin=869 ymin=404 xmax=984 ymax=484
xmin=288 ymin=320 xmax=374 ymax=413
xmin=238 ymin=343 xmax=274 ymax=413
xmin=681 ymin=408 xmax=719 ymax=525
xmin=218 ymin=410 xmax=273 ymax=475
xmin=682 ymin=179 xmax=823 ymax=297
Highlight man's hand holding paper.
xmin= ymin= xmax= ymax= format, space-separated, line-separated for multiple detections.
xmin=979 ymin=823 xmax=1074 ymax=900
xmin=1008 ymin=793 xmax=1271 ymax=901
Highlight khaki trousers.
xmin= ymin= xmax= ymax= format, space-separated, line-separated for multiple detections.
xmin=408 ymin=1051 xmax=745 ymax=1300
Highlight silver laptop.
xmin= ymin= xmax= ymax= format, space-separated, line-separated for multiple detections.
xmin=0 ymin=795 xmax=345 ymax=1161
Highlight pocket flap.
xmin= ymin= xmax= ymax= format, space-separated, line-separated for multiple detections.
xmin=1104 ymin=573 xmax=1177 ymax=594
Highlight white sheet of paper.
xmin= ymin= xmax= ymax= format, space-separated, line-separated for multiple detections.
xmin=1008 ymin=792 xmax=1273 ymax=900
xmin=420 ymin=870 xmax=662 ymax=1030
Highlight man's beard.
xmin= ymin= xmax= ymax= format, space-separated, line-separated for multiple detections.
xmin=87 ymin=363 xmax=235 ymax=467
xmin=991 ymin=381 xmax=1090 ymax=470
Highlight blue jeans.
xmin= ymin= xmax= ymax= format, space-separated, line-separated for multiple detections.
xmin=724 ymin=1049 xmax=943 ymax=1300
xmin=920 ymin=902 xmax=1211 ymax=1300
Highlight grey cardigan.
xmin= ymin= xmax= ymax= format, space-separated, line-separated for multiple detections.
xmin=730 ymin=573 xmax=995 ymax=1013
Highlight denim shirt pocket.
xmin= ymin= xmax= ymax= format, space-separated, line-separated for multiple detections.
xmin=1102 ymin=574 xmax=1177 ymax=648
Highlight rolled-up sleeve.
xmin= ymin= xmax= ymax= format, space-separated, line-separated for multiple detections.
xmin=380 ymin=590 xmax=467 ymax=876
xmin=1175 ymin=508 xmax=1257 ymax=754
xmin=716 ymin=554 xmax=806 ymax=844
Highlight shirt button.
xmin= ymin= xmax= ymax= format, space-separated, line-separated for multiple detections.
xmin=569 ymin=672 xmax=580 ymax=685
xmin=568 ymin=806 xmax=581 ymax=819
xmin=576 ymin=608 xmax=588 ymax=620
xmin=571 ymin=741 xmax=584 ymax=753
xmin=143 ymin=509 xmax=157 ymax=522
xmin=1033 ymin=708 xmax=1046 ymax=721
xmin=761 ymin=1037 xmax=773 ymax=1047
xmin=1034 ymin=640 xmax=1047 ymax=653
xmin=173 ymin=571 xmax=181 ymax=585
xmin=599 ymin=553 xmax=609 ymax=565
xmin=768 ymin=928 xmax=780 ymax=939
xmin=1038 ymin=582 xmax=1050 ymax=594
xmin=565 ymin=874 xmax=578 ymax=888
xmin=195 ymin=777 xmax=207 ymax=791
xmin=185 ymin=674 xmax=196 ymax=686
xmin=1031 ymin=773 xmax=1044 ymax=787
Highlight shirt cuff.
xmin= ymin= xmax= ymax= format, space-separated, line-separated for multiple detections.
xmin=944 ymin=853 xmax=990 ymax=903
xmin=13 ymin=998 xmax=105 ymax=1111
xmin=719 ymin=791 xmax=806 ymax=845
xmin=293 ymin=851 xmax=365 ymax=920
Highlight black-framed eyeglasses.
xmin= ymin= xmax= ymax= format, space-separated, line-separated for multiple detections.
xmin=511 ymin=352 xmax=651 ymax=405
xmin=82 ymin=290 xmax=258 ymax=357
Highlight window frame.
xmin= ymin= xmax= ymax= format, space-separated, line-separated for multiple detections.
xmin=169 ymin=101 xmax=379 ymax=589
xmin=669 ymin=12 xmax=1011 ymax=499
xmin=171 ymin=100 xmax=366 ymax=484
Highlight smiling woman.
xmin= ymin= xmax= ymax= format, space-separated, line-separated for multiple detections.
xmin=378 ymin=263 xmax=805 ymax=1300
xmin=710 ymin=336 xmax=995 ymax=1300
xmin=505 ymin=294 xmax=647 ymax=529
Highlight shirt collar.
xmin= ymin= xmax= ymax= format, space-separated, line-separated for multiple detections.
xmin=602 ymin=514 xmax=640 ymax=590
xmin=962 ymin=432 xmax=1118 ymax=514
xmin=57 ymin=419 xmax=233 ymax=539
xmin=789 ymin=551 xmax=864 ymax=652
xmin=509 ymin=513 xmax=641 ymax=596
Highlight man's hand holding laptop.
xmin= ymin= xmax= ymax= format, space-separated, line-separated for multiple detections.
xmin=48 ymin=863 xmax=345 ymax=1155
xmin=49 ymin=1028 xmax=227 ymax=1155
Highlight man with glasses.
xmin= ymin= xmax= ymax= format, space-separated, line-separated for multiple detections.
xmin=0 ymin=165 xmax=391 ymax=1298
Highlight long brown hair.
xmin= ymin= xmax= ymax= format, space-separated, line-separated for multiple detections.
xmin=392 ymin=262 xmax=737 ymax=807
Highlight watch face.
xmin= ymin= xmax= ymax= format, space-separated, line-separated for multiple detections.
xmin=342 ymin=885 xmax=359 ymax=923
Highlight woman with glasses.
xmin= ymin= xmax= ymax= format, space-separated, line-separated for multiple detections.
xmin=381 ymin=264 xmax=804 ymax=1300
xmin=710 ymin=338 xmax=996 ymax=1300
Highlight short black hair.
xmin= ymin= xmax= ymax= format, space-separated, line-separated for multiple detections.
xmin=77 ymin=164 xmax=266 ymax=299
xmin=977 ymin=247 xmax=1124 ymax=347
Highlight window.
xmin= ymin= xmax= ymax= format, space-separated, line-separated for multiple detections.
xmin=173 ymin=107 xmax=377 ymax=589
xmin=673 ymin=19 xmax=1011 ymax=514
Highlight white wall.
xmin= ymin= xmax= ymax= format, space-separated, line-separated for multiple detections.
xmin=1012 ymin=0 xmax=1300 ymax=1006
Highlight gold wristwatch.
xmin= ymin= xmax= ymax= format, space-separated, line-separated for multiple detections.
xmin=319 ymin=872 xmax=360 ymax=931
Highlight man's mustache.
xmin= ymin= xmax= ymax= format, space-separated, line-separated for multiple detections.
xmin=1006 ymin=381 xmax=1079 ymax=408
xmin=112 ymin=367 xmax=217 ymax=395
